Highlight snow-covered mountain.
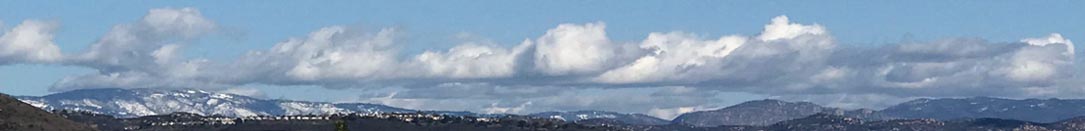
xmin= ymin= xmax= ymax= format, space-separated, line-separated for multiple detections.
xmin=529 ymin=110 xmax=670 ymax=125
xmin=16 ymin=88 xmax=414 ymax=118
xmin=878 ymin=97 xmax=1085 ymax=123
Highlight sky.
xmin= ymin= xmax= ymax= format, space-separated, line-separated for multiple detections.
xmin=1 ymin=0 xmax=1084 ymax=119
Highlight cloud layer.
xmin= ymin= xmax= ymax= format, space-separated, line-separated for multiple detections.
xmin=1 ymin=8 xmax=1079 ymax=119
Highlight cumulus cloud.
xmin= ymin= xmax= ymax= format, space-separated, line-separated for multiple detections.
xmin=831 ymin=34 xmax=1074 ymax=97
xmin=0 ymin=20 xmax=63 ymax=64
xmin=50 ymin=7 xmax=218 ymax=91
xmin=69 ymin=7 xmax=214 ymax=70
xmin=229 ymin=14 xmax=1075 ymax=113
xmin=1 ymin=7 xmax=1081 ymax=118
xmin=530 ymin=22 xmax=617 ymax=76
xmin=594 ymin=33 xmax=748 ymax=83
xmin=218 ymin=26 xmax=401 ymax=85
xmin=411 ymin=41 xmax=533 ymax=79
xmin=592 ymin=15 xmax=835 ymax=95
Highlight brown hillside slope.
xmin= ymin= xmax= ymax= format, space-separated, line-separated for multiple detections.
xmin=0 ymin=93 xmax=96 ymax=131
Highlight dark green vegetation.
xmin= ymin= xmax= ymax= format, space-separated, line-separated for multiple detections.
xmin=57 ymin=111 xmax=614 ymax=131
xmin=0 ymin=93 xmax=96 ymax=131
xmin=52 ymin=109 xmax=1085 ymax=131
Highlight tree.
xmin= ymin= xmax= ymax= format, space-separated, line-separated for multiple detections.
xmin=335 ymin=121 xmax=348 ymax=131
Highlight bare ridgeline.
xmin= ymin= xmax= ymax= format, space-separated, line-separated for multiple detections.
xmin=8 ymin=89 xmax=1085 ymax=131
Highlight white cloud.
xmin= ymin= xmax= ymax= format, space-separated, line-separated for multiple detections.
xmin=594 ymin=32 xmax=748 ymax=83
xmin=275 ymin=27 xmax=400 ymax=81
xmin=0 ymin=20 xmax=62 ymax=64
xmin=50 ymin=7 xmax=217 ymax=91
xmin=1022 ymin=33 xmax=1074 ymax=56
xmin=758 ymin=16 xmax=827 ymax=41
xmin=74 ymin=7 xmax=214 ymax=65
xmin=142 ymin=8 xmax=215 ymax=38
xmin=412 ymin=41 xmax=532 ymax=78
xmin=2 ymin=7 xmax=1081 ymax=116
xmin=531 ymin=22 xmax=616 ymax=76
xmin=1000 ymin=33 xmax=1075 ymax=82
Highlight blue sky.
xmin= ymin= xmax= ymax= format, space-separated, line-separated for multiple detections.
xmin=2 ymin=1 xmax=1083 ymax=118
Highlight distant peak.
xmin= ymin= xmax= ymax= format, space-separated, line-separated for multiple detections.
xmin=966 ymin=96 xmax=1007 ymax=100
xmin=178 ymin=88 xmax=210 ymax=93
xmin=568 ymin=110 xmax=620 ymax=114
xmin=44 ymin=88 xmax=136 ymax=98
xmin=747 ymin=99 xmax=787 ymax=103
xmin=899 ymin=98 xmax=933 ymax=105
xmin=64 ymin=88 xmax=129 ymax=92
xmin=740 ymin=99 xmax=815 ymax=106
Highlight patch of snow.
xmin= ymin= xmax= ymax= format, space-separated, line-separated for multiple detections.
xmin=116 ymin=100 xmax=156 ymax=116
xmin=279 ymin=102 xmax=350 ymax=115
xmin=81 ymin=99 xmax=103 ymax=109
xmin=207 ymin=99 xmax=220 ymax=105
xmin=172 ymin=92 xmax=191 ymax=97
xmin=211 ymin=93 xmax=233 ymax=99
xmin=19 ymin=99 xmax=49 ymax=109
xmin=550 ymin=115 xmax=566 ymax=121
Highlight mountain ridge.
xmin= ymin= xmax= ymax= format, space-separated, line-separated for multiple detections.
xmin=672 ymin=99 xmax=858 ymax=126
xmin=1 ymin=93 xmax=98 ymax=131
xmin=673 ymin=96 xmax=1085 ymax=127
xmin=19 ymin=88 xmax=1085 ymax=128
xmin=878 ymin=96 xmax=1085 ymax=123
xmin=16 ymin=88 xmax=415 ymax=118
xmin=15 ymin=88 xmax=665 ymax=126
xmin=529 ymin=110 xmax=670 ymax=125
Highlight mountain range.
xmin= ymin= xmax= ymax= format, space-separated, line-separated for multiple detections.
xmin=17 ymin=88 xmax=1085 ymax=128
xmin=16 ymin=88 xmax=413 ymax=118
xmin=596 ymin=113 xmax=1085 ymax=131
xmin=672 ymin=97 xmax=1085 ymax=127
xmin=878 ymin=97 xmax=1085 ymax=123
xmin=15 ymin=88 xmax=655 ymax=124
xmin=529 ymin=110 xmax=670 ymax=125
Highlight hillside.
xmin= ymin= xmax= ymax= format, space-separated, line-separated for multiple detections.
xmin=0 ymin=93 xmax=96 ymax=131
